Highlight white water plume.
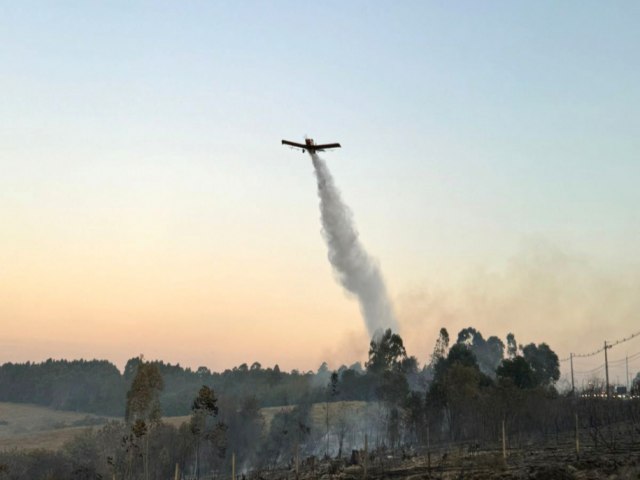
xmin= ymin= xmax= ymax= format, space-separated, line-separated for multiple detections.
xmin=311 ymin=153 xmax=399 ymax=337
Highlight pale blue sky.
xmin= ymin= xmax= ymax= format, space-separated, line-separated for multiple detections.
xmin=1 ymin=2 xmax=639 ymax=374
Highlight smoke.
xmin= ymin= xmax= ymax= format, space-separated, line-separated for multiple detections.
xmin=311 ymin=153 xmax=398 ymax=337
xmin=396 ymin=240 xmax=640 ymax=382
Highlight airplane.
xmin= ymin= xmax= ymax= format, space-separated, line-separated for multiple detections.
xmin=281 ymin=137 xmax=341 ymax=154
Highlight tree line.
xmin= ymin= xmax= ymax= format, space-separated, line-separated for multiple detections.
xmin=0 ymin=327 xmax=553 ymax=417
xmin=0 ymin=357 xmax=339 ymax=416
xmin=2 ymin=327 xmax=640 ymax=479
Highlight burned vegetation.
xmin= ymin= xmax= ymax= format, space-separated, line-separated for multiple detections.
xmin=1 ymin=327 xmax=640 ymax=479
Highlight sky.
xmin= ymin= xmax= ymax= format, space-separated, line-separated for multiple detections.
xmin=1 ymin=2 xmax=639 ymax=384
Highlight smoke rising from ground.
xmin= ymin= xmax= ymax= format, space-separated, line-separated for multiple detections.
xmin=311 ymin=153 xmax=398 ymax=337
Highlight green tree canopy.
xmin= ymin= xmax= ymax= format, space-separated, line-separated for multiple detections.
xmin=125 ymin=357 xmax=164 ymax=426
xmin=366 ymin=329 xmax=407 ymax=375
xmin=497 ymin=355 xmax=536 ymax=389
xmin=522 ymin=343 xmax=560 ymax=387
xmin=456 ymin=327 xmax=505 ymax=376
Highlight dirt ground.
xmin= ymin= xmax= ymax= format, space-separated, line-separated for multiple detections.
xmin=252 ymin=444 xmax=640 ymax=480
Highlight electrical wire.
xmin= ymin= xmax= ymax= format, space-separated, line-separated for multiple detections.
xmin=574 ymin=364 xmax=605 ymax=375
xmin=559 ymin=329 xmax=640 ymax=362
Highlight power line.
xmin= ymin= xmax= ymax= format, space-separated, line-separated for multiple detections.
xmin=560 ymin=348 xmax=602 ymax=362
xmin=570 ymin=350 xmax=640 ymax=368
xmin=568 ymin=352 xmax=639 ymax=371
xmin=574 ymin=364 xmax=605 ymax=375
xmin=560 ymin=346 xmax=606 ymax=362
xmin=608 ymin=351 xmax=640 ymax=366
xmin=560 ymin=329 xmax=640 ymax=362
xmin=607 ymin=330 xmax=640 ymax=349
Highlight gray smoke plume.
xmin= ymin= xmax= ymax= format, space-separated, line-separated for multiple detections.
xmin=311 ymin=153 xmax=399 ymax=337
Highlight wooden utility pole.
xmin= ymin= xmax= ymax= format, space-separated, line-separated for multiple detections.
xmin=195 ymin=440 xmax=200 ymax=480
xmin=363 ymin=434 xmax=368 ymax=479
xmin=145 ymin=435 xmax=150 ymax=480
xmin=426 ymin=425 xmax=431 ymax=471
xmin=570 ymin=353 xmax=575 ymax=396
xmin=501 ymin=419 xmax=506 ymax=460
xmin=626 ymin=354 xmax=630 ymax=392
xmin=574 ymin=413 xmax=580 ymax=459
xmin=604 ymin=341 xmax=610 ymax=399
xmin=295 ymin=442 xmax=299 ymax=480
xmin=232 ymin=452 xmax=236 ymax=480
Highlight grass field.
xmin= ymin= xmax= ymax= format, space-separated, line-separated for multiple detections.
xmin=160 ymin=400 xmax=371 ymax=431
xmin=0 ymin=402 xmax=113 ymax=451
xmin=0 ymin=400 xmax=372 ymax=452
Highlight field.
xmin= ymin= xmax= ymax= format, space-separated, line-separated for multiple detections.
xmin=163 ymin=400 xmax=371 ymax=430
xmin=0 ymin=401 xmax=371 ymax=452
xmin=263 ymin=400 xmax=370 ymax=428
xmin=0 ymin=402 xmax=112 ymax=451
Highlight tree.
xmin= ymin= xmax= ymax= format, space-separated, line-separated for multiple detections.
xmin=191 ymin=385 xmax=226 ymax=479
xmin=497 ymin=356 xmax=536 ymax=389
xmin=427 ymin=343 xmax=493 ymax=441
xmin=506 ymin=333 xmax=518 ymax=359
xmin=334 ymin=406 xmax=351 ymax=459
xmin=631 ymin=372 xmax=640 ymax=395
xmin=456 ymin=327 xmax=505 ymax=376
xmin=435 ymin=344 xmax=478 ymax=374
xmin=423 ymin=328 xmax=450 ymax=383
xmin=250 ymin=362 xmax=262 ymax=371
xmin=522 ymin=343 xmax=560 ymax=387
xmin=125 ymin=358 xmax=164 ymax=425
xmin=223 ymin=395 xmax=264 ymax=467
xmin=403 ymin=391 xmax=427 ymax=444
xmin=268 ymin=364 xmax=282 ymax=386
xmin=324 ymin=371 xmax=339 ymax=456
xmin=366 ymin=329 xmax=407 ymax=374
xmin=124 ymin=357 xmax=164 ymax=480
xmin=349 ymin=361 xmax=363 ymax=373
xmin=237 ymin=363 xmax=249 ymax=373
xmin=63 ymin=430 xmax=101 ymax=480
xmin=430 ymin=328 xmax=450 ymax=365
xmin=377 ymin=369 xmax=410 ymax=407
xmin=258 ymin=402 xmax=311 ymax=468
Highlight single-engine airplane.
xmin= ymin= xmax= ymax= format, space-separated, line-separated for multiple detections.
xmin=281 ymin=138 xmax=341 ymax=154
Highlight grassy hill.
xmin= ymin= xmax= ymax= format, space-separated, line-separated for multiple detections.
xmin=0 ymin=401 xmax=372 ymax=451
xmin=0 ymin=402 xmax=112 ymax=451
xmin=161 ymin=400 xmax=371 ymax=430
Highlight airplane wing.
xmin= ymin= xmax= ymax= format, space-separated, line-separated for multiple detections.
xmin=282 ymin=140 xmax=307 ymax=148
xmin=314 ymin=143 xmax=341 ymax=149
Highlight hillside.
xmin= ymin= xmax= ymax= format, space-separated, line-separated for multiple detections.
xmin=0 ymin=401 xmax=371 ymax=451
xmin=0 ymin=402 xmax=112 ymax=451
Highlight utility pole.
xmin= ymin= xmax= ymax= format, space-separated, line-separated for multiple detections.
xmin=570 ymin=353 xmax=575 ymax=396
xmin=574 ymin=413 xmax=580 ymax=459
xmin=604 ymin=341 xmax=610 ymax=399
xmin=232 ymin=452 xmax=236 ymax=480
xmin=626 ymin=354 xmax=630 ymax=393
xmin=501 ymin=418 xmax=507 ymax=460
xmin=426 ymin=425 xmax=431 ymax=471
xmin=363 ymin=434 xmax=368 ymax=480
